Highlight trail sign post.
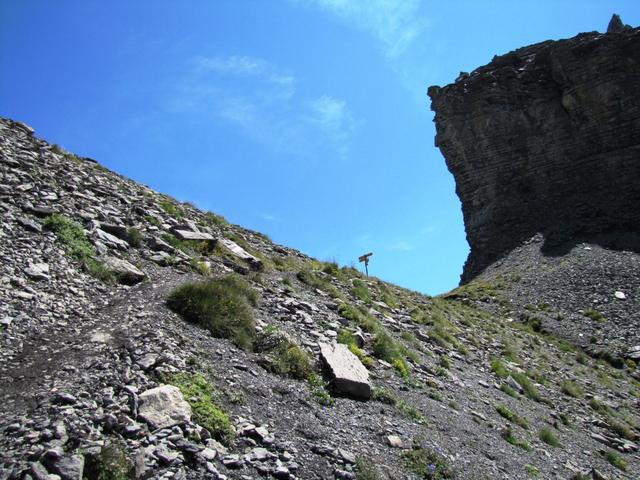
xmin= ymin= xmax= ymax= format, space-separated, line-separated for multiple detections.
xmin=358 ymin=252 xmax=373 ymax=277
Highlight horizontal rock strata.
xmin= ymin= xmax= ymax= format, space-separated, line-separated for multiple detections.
xmin=429 ymin=26 xmax=640 ymax=282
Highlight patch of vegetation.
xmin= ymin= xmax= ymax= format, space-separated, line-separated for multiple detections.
xmin=496 ymin=404 xmax=529 ymax=429
xmin=166 ymin=274 xmax=257 ymax=350
xmin=377 ymin=282 xmax=399 ymax=309
xmin=158 ymin=197 xmax=182 ymax=218
xmin=500 ymin=384 xmax=518 ymax=398
xmin=144 ymin=215 xmax=161 ymax=227
xmin=393 ymin=358 xmax=410 ymax=379
xmin=583 ymin=308 xmax=605 ymax=322
xmin=502 ymin=426 xmax=531 ymax=451
xmin=490 ymin=358 xmax=509 ymax=379
xmin=372 ymin=387 xmax=397 ymax=405
xmin=403 ymin=446 xmax=456 ymax=479
xmin=271 ymin=340 xmax=312 ymax=379
xmin=351 ymin=279 xmax=372 ymax=304
xmin=296 ymin=269 xmax=343 ymax=299
xmin=126 ymin=227 xmax=142 ymax=247
xmin=511 ymin=372 xmax=541 ymax=402
xmin=589 ymin=397 xmax=614 ymax=416
xmin=43 ymin=213 xmax=114 ymax=283
xmin=608 ymin=420 xmax=635 ymax=441
xmin=560 ymin=380 xmax=583 ymax=398
xmin=355 ymin=456 xmax=381 ymax=480
xmin=165 ymin=372 xmax=234 ymax=444
xmin=337 ymin=330 xmax=373 ymax=368
xmin=524 ymin=464 xmax=539 ymax=478
xmin=190 ymin=259 xmax=211 ymax=276
xmin=538 ymin=427 xmax=560 ymax=447
xmin=605 ymin=450 xmax=627 ymax=471
xmin=84 ymin=439 xmax=133 ymax=480
xmin=307 ymin=372 xmax=334 ymax=406
xmin=203 ymin=211 xmax=228 ymax=228
xmin=576 ymin=351 xmax=589 ymax=365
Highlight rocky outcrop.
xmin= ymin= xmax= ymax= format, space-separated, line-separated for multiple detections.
xmin=429 ymin=20 xmax=640 ymax=282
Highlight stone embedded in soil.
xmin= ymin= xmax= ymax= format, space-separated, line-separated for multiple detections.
xmin=218 ymin=238 xmax=263 ymax=270
xmin=319 ymin=342 xmax=371 ymax=399
xmin=172 ymin=229 xmax=215 ymax=242
xmin=103 ymin=256 xmax=146 ymax=285
xmin=138 ymin=385 xmax=192 ymax=430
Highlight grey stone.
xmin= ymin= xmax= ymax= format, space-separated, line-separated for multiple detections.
xmin=103 ymin=256 xmax=145 ymax=285
xmin=319 ymin=342 xmax=371 ymax=399
xmin=43 ymin=453 xmax=84 ymax=480
xmin=94 ymin=228 xmax=129 ymax=250
xmin=218 ymin=238 xmax=263 ymax=270
xmin=24 ymin=263 xmax=50 ymax=281
xmin=138 ymin=385 xmax=192 ymax=430
xmin=172 ymin=229 xmax=215 ymax=242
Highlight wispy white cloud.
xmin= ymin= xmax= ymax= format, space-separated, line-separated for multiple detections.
xmin=259 ymin=213 xmax=280 ymax=222
xmin=388 ymin=240 xmax=415 ymax=252
xmin=297 ymin=0 xmax=426 ymax=57
xmin=170 ymin=55 xmax=355 ymax=157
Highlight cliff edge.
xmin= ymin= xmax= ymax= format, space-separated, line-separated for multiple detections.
xmin=429 ymin=21 xmax=640 ymax=283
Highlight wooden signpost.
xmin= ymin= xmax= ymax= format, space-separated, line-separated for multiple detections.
xmin=358 ymin=252 xmax=373 ymax=277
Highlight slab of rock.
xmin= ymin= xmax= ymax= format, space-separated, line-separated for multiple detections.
xmin=319 ymin=342 xmax=371 ymax=399
xmin=138 ymin=385 xmax=192 ymax=430
xmin=173 ymin=229 xmax=215 ymax=242
xmin=103 ymin=256 xmax=146 ymax=285
xmin=95 ymin=228 xmax=129 ymax=250
xmin=219 ymin=238 xmax=263 ymax=270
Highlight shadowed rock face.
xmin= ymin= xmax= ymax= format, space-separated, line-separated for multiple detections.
xmin=429 ymin=25 xmax=640 ymax=283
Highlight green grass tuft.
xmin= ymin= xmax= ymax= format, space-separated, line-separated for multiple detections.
xmin=166 ymin=274 xmax=257 ymax=350
xmin=43 ymin=213 xmax=114 ymax=283
xmin=165 ymin=372 xmax=234 ymax=444
xmin=403 ymin=447 xmax=456 ymax=479
xmin=560 ymin=380 xmax=583 ymax=398
xmin=538 ymin=427 xmax=560 ymax=447
xmin=605 ymin=450 xmax=627 ymax=471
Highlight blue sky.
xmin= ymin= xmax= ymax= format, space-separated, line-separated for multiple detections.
xmin=1 ymin=1 xmax=638 ymax=295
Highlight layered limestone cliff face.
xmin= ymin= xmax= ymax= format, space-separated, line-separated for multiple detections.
xmin=429 ymin=25 xmax=640 ymax=283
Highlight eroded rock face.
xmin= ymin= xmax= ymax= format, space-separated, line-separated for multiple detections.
xmin=429 ymin=24 xmax=640 ymax=282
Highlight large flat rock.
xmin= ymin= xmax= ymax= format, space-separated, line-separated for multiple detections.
xmin=219 ymin=238 xmax=263 ymax=270
xmin=138 ymin=384 xmax=192 ymax=430
xmin=319 ymin=342 xmax=371 ymax=399
xmin=172 ymin=229 xmax=215 ymax=242
xmin=103 ymin=256 xmax=146 ymax=285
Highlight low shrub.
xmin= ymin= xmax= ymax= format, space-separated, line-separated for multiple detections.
xmin=272 ymin=340 xmax=312 ymax=379
xmin=126 ymin=227 xmax=142 ymax=247
xmin=166 ymin=274 xmax=257 ymax=350
xmin=539 ymin=427 xmax=560 ymax=447
xmin=355 ymin=456 xmax=381 ymax=480
xmin=490 ymin=358 xmax=509 ymax=379
xmin=372 ymin=387 xmax=397 ymax=406
xmin=560 ymin=380 xmax=583 ymax=398
xmin=511 ymin=372 xmax=541 ymax=402
xmin=307 ymin=372 xmax=334 ymax=406
xmin=351 ymin=279 xmax=371 ymax=303
xmin=83 ymin=439 xmax=133 ymax=480
xmin=165 ymin=372 xmax=234 ymax=444
xmin=502 ymin=426 xmax=532 ymax=451
xmin=44 ymin=214 xmax=114 ymax=283
xmin=496 ymin=404 xmax=529 ymax=429
xmin=583 ymin=308 xmax=605 ymax=322
xmin=605 ymin=450 xmax=627 ymax=471
xmin=403 ymin=446 xmax=456 ymax=479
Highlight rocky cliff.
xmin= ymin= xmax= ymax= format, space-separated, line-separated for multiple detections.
xmin=428 ymin=23 xmax=640 ymax=282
